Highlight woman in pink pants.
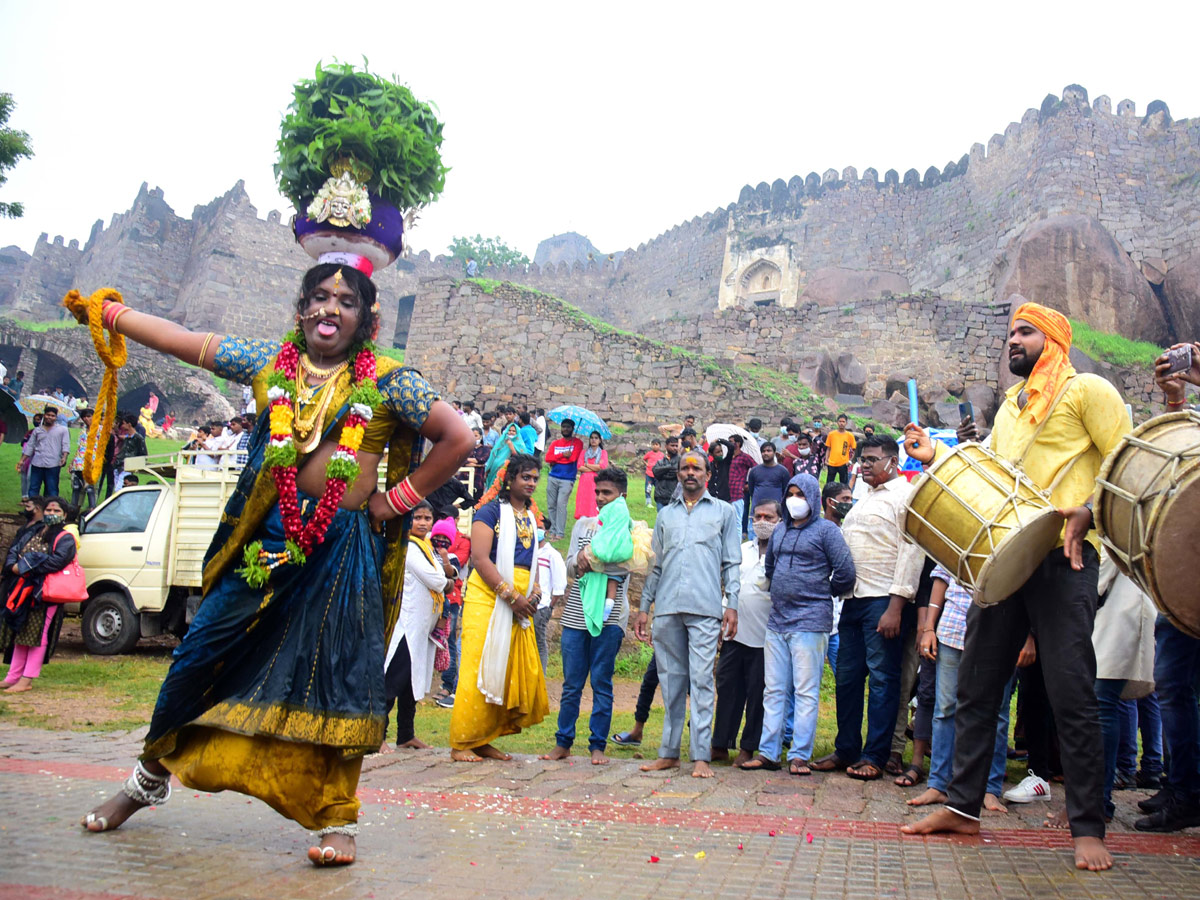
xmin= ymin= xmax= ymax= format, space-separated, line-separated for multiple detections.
xmin=2 ymin=496 xmax=75 ymax=693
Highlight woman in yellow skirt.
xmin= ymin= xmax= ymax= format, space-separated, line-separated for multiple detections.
xmin=450 ymin=454 xmax=549 ymax=760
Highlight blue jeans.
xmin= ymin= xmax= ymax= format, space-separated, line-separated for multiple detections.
xmin=556 ymin=624 xmax=623 ymax=752
xmin=1095 ymin=677 xmax=1127 ymax=818
xmin=546 ymin=476 xmax=574 ymax=537
xmin=1117 ymin=693 xmax=1164 ymax=778
xmin=928 ymin=645 xmax=1010 ymax=795
xmin=826 ymin=633 xmax=839 ymax=673
xmin=1154 ymin=616 xmax=1200 ymax=803
xmin=834 ymin=596 xmax=902 ymax=767
xmin=759 ymin=630 xmax=827 ymax=763
xmin=440 ymin=603 xmax=462 ymax=694
xmin=27 ymin=464 xmax=61 ymax=497
xmin=644 ymin=475 xmax=655 ymax=503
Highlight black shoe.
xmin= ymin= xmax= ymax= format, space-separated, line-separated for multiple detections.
xmin=1113 ymin=771 xmax=1138 ymax=791
xmin=1136 ymin=771 xmax=1163 ymax=790
xmin=1134 ymin=798 xmax=1200 ymax=833
xmin=1138 ymin=788 xmax=1172 ymax=814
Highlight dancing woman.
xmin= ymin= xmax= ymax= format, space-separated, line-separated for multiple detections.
xmin=74 ymin=263 xmax=473 ymax=866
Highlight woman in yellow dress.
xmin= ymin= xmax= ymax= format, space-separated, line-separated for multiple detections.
xmin=450 ymin=453 xmax=548 ymax=760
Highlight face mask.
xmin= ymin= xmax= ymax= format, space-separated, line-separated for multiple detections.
xmin=752 ymin=520 xmax=777 ymax=540
xmin=785 ymin=496 xmax=810 ymax=520
xmin=832 ymin=500 xmax=854 ymax=519
xmin=536 ymin=529 xmax=546 ymax=543
xmin=43 ymin=514 xmax=64 ymax=526
xmin=22 ymin=508 xmax=34 ymax=521
xmin=798 ymin=448 xmax=811 ymax=457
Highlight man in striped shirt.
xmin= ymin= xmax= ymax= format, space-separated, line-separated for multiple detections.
xmin=540 ymin=467 xmax=633 ymax=766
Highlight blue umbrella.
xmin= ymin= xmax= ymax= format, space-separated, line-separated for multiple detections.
xmin=547 ymin=405 xmax=611 ymax=440
xmin=16 ymin=393 xmax=79 ymax=422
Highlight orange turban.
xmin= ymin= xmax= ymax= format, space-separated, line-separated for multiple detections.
xmin=1011 ymin=299 xmax=1076 ymax=424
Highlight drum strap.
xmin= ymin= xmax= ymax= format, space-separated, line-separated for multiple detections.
xmin=1012 ymin=374 xmax=1087 ymax=498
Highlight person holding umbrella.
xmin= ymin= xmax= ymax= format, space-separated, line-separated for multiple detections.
xmin=21 ymin=406 xmax=71 ymax=497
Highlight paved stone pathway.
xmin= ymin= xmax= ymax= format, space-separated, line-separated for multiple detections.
xmin=2 ymin=725 xmax=1198 ymax=899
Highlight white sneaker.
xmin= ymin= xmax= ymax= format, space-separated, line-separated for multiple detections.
xmin=1003 ymin=772 xmax=1052 ymax=803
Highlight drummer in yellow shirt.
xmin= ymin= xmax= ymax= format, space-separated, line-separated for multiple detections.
xmin=900 ymin=298 xmax=1130 ymax=873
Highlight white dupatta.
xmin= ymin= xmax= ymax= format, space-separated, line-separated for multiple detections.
xmin=478 ymin=501 xmax=534 ymax=705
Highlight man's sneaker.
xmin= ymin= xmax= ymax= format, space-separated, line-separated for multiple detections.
xmin=1138 ymin=788 xmax=1173 ymax=814
xmin=1134 ymin=797 xmax=1200 ymax=833
xmin=1113 ymin=770 xmax=1138 ymax=791
xmin=435 ymin=693 xmax=455 ymax=709
xmin=1003 ymin=772 xmax=1052 ymax=803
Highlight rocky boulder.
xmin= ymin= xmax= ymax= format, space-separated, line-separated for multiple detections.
xmin=965 ymin=382 xmax=999 ymax=426
xmin=792 ymin=350 xmax=838 ymax=396
xmin=870 ymin=397 xmax=908 ymax=429
xmin=834 ymin=352 xmax=869 ymax=395
xmin=995 ymin=214 xmax=1169 ymax=344
xmin=799 ymin=267 xmax=911 ymax=308
xmin=1163 ymin=253 xmax=1200 ymax=340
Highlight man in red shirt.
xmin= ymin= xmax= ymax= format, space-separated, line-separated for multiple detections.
xmin=643 ymin=438 xmax=664 ymax=504
xmin=544 ymin=418 xmax=584 ymax=540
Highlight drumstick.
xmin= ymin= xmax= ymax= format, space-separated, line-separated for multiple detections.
xmin=908 ymin=379 xmax=920 ymax=426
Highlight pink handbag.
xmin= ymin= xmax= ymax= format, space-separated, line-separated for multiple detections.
xmin=42 ymin=534 xmax=88 ymax=603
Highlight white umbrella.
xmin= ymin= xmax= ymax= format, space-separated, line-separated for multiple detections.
xmin=705 ymin=423 xmax=762 ymax=464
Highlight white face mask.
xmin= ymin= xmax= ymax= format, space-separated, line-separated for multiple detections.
xmin=752 ymin=520 xmax=777 ymax=540
xmin=798 ymin=447 xmax=811 ymax=457
xmin=785 ymin=496 xmax=810 ymax=520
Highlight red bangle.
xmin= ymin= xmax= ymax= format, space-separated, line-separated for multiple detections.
xmin=385 ymin=477 xmax=423 ymax=516
xmin=101 ymin=300 xmax=124 ymax=330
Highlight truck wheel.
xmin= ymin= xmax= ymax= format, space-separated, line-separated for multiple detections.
xmin=82 ymin=592 xmax=141 ymax=655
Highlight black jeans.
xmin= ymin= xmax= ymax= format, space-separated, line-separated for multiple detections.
xmin=713 ymin=640 xmax=765 ymax=753
xmin=384 ymin=636 xmax=417 ymax=745
xmin=634 ymin=653 xmax=659 ymax=724
xmin=947 ymin=544 xmax=1104 ymax=838
xmin=1018 ymin=654 xmax=1062 ymax=779
xmin=827 ymin=464 xmax=849 ymax=484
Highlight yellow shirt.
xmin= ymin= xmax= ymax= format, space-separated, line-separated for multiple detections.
xmin=825 ymin=429 xmax=857 ymax=467
xmin=936 ymin=373 xmax=1131 ymax=548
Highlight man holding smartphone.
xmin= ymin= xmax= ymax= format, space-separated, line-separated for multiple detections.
xmin=634 ymin=450 xmax=741 ymax=780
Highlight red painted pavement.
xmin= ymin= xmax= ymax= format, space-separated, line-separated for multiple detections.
xmin=5 ymin=756 xmax=1199 ymax=857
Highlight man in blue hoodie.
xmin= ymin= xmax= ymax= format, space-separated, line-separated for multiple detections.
xmin=741 ymin=473 xmax=857 ymax=774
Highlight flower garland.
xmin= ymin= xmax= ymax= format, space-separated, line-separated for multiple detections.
xmin=237 ymin=328 xmax=381 ymax=587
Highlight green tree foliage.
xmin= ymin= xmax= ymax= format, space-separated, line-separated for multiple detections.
xmin=0 ymin=93 xmax=33 ymax=219
xmin=447 ymin=234 xmax=530 ymax=268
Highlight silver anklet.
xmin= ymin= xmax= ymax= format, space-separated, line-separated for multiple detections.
xmin=316 ymin=824 xmax=359 ymax=837
xmin=121 ymin=760 xmax=172 ymax=807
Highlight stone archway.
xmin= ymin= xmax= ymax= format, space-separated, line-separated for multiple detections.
xmin=738 ymin=259 xmax=783 ymax=306
xmin=119 ymin=382 xmax=174 ymax=420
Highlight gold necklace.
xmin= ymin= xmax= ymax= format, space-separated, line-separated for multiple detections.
xmin=301 ymin=353 xmax=348 ymax=378
xmin=512 ymin=504 xmax=534 ymax=548
xmin=683 ymin=495 xmax=702 ymax=511
xmin=296 ymin=360 xmax=348 ymax=404
xmin=293 ymin=375 xmax=341 ymax=453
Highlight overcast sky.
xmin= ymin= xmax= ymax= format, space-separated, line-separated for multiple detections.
xmin=2 ymin=1 xmax=1198 ymax=261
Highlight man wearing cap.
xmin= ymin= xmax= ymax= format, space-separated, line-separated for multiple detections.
xmin=901 ymin=298 xmax=1130 ymax=872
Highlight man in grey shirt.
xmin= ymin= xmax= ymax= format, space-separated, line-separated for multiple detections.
xmin=22 ymin=405 xmax=71 ymax=497
xmin=634 ymin=450 xmax=741 ymax=778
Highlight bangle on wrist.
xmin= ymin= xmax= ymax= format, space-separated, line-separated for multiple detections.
xmin=385 ymin=477 xmax=424 ymax=516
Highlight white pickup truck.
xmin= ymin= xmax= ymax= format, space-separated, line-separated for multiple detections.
xmin=73 ymin=450 xmax=242 ymax=654
xmin=72 ymin=451 xmax=475 ymax=654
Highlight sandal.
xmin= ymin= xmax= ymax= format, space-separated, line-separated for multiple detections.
xmin=810 ymin=753 xmax=849 ymax=772
xmin=884 ymin=753 xmax=905 ymax=776
xmin=789 ymin=760 xmax=812 ymax=776
xmin=611 ymin=731 xmax=642 ymax=747
xmin=894 ymin=766 xmax=924 ymax=787
xmin=737 ymin=757 xmax=781 ymax=771
xmin=846 ymin=760 xmax=883 ymax=781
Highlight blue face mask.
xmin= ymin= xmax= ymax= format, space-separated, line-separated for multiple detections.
xmin=537 ymin=529 xmax=546 ymax=543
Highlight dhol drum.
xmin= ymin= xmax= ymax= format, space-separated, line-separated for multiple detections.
xmin=1094 ymin=410 xmax=1200 ymax=638
xmin=904 ymin=442 xmax=1064 ymax=606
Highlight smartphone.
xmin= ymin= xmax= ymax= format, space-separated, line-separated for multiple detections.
xmin=958 ymin=401 xmax=974 ymax=422
xmin=1165 ymin=345 xmax=1194 ymax=376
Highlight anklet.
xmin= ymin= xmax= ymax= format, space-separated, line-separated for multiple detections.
xmin=316 ymin=824 xmax=359 ymax=837
xmin=121 ymin=760 xmax=172 ymax=807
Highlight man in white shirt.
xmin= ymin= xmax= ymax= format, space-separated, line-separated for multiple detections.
xmin=533 ymin=525 xmax=568 ymax=674
xmin=534 ymin=407 xmax=548 ymax=455
xmin=712 ymin=498 xmax=782 ymax=767
xmin=198 ymin=420 xmax=237 ymax=468
xmin=462 ymin=401 xmax=483 ymax=433
xmin=813 ymin=434 xmax=923 ymax=781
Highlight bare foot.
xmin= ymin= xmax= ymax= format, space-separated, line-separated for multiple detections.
xmin=81 ymin=791 xmax=145 ymax=832
xmin=1043 ymin=808 xmax=1069 ymax=830
xmin=983 ymin=793 xmax=1008 ymax=813
xmin=590 ymin=749 xmax=609 ymax=766
xmin=473 ymin=744 xmax=512 ymax=761
xmin=377 ymin=742 xmax=395 ymax=755
xmin=907 ymin=788 xmax=947 ymax=807
xmin=640 ymin=757 xmax=680 ymax=772
xmin=397 ymin=737 xmax=430 ymax=749
xmin=692 ymin=761 xmax=715 ymax=778
xmin=733 ymin=749 xmax=753 ymax=768
xmin=5 ymin=677 xmax=32 ymax=693
xmin=1074 ymin=836 xmax=1113 ymax=871
xmin=539 ymin=746 xmax=571 ymax=761
xmin=307 ymin=833 xmax=356 ymax=867
xmin=711 ymin=748 xmax=730 ymax=762
xmin=900 ymin=807 xmax=980 ymax=836
xmin=451 ymin=748 xmax=484 ymax=762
